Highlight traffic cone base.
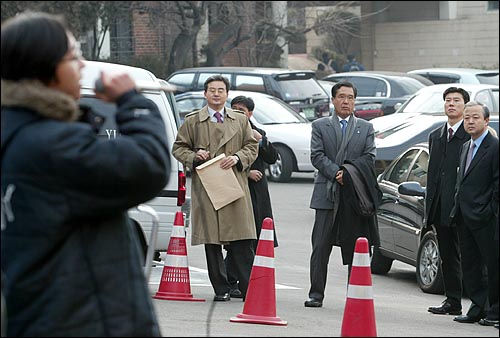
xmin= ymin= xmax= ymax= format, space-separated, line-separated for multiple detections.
xmin=153 ymin=212 xmax=205 ymax=302
xmin=230 ymin=313 xmax=287 ymax=326
xmin=230 ymin=218 xmax=287 ymax=326
xmin=340 ymin=237 xmax=376 ymax=337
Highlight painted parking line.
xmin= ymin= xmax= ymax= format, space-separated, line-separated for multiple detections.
xmin=149 ymin=265 xmax=300 ymax=290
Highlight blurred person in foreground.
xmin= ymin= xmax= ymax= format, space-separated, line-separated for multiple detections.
xmin=305 ymin=81 xmax=381 ymax=308
xmin=1 ymin=12 xmax=168 ymax=336
xmin=450 ymin=102 xmax=498 ymax=326
xmin=427 ymin=87 xmax=470 ymax=316
xmin=172 ymin=75 xmax=258 ymax=301
xmin=225 ymin=95 xmax=278 ymax=298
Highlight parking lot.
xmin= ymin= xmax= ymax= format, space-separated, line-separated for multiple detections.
xmin=147 ymin=174 xmax=498 ymax=337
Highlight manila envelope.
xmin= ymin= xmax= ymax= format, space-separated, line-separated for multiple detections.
xmin=195 ymin=153 xmax=244 ymax=210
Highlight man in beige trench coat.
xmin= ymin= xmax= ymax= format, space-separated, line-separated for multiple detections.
xmin=172 ymin=75 xmax=258 ymax=301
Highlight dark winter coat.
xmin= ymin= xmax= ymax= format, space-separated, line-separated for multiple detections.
xmin=249 ymin=122 xmax=279 ymax=247
xmin=426 ymin=122 xmax=469 ymax=227
xmin=336 ymin=157 xmax=382 ymax=265
xmin=1 ymin=80 xmax=169 ymax=336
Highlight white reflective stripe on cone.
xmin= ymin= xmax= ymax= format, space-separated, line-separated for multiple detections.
xmin=347 ymin=284 xmax=373 ymax=299
xmin=253 ymin=255 xmax=274 ymax=268
xmin=259 ymin=229 xmax=274 ymax=241
xmin=352 ymin=252 xmax=370 ymax=267
xmin=171 ymin=225 xmax=185 ymax=237
xmin=165 ymin=254 xmax=188 ymax=267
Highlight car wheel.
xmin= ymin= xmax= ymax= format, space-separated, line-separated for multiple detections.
xmin=416 ymin=231 xmax=444 ymax=294
xmin=370 ymin=247 xmax=393 ymax=274
xmin=268 ymin=145 xmax=293 ymax=183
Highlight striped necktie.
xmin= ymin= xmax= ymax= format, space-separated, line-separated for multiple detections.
xmin=214 ymin=111 xmax=223 ymax=123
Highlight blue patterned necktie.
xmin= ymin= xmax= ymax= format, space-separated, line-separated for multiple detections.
xmin=340 ymin=119 xmax=347 ymax=136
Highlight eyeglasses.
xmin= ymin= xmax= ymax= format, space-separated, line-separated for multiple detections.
xmin=335 ymin=95 xmax=355 ymax=101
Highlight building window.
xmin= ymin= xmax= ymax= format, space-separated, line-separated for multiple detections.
xmin=488 ymin=1 xmax=499 ymax=11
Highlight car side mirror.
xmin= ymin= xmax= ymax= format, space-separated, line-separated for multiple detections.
xmin=398 ymin=181 xmax=425 ymax=197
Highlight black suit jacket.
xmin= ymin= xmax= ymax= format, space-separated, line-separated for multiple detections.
xmin=426 ymin=122 xmax=469 ymax=227
xmin=450 ymin=132 xmax=499 ymax=229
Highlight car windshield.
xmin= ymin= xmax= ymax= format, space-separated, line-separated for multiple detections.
xmin=389 ymin=77 xmax=426 ymax=97
xmin=250 ymin=96 xmax=309 ymax=124
xmin=277 ymin=78 xmax=326 ymax=100
xmin=399 ymin=91 xmax=446 ymax=114
xmin=476 ymin=73 xmax=499 ymax=85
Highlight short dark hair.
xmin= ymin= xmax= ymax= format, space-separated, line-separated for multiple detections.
xmin=442 ymin=87 xmax=470 ymax=103
xmin=464 ymin=101 xmax=490 ymax=119
xmin=332 ymin=81 xmax=357 ymax=98
xmin=204 ymin=75 xmax=230 ymax=93
xmin=231 ymin=95 xmax=255 ymax=111
xmin=1 ymin=11 xmax=69 ymax=83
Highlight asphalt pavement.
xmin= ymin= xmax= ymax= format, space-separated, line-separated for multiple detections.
xmin=147 ymin=173 xmax=499 ymax=337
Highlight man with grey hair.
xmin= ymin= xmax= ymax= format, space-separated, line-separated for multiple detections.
xmin=450 ymin=101 xmax=499 ymax=326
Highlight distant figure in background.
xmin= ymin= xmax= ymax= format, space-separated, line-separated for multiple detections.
xmin=321 ymin=52 xmax=339 ymax=73
xmin=342 ymin=54 xmax=365 ymax=72
xmin=316 ymin=63 xmax=329 ymax=79
xmin=225 ymin=95 xmax=279 ymax=298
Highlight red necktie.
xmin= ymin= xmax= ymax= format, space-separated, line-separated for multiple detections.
xmin=214 ymin=112 xmax=223 ymax=123
xmin=448 ymin=128 xmax=454 ymax=142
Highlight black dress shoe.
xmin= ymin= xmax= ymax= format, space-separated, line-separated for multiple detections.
xmin=478 ymin=318 xmax=499 ymax=326
xmin=229 ymin=288 xmax=243 ymax=298
xmin=428 ymin=301 xmax=462 ymax=315
xmin=453 ymin=314 xmax=481 ymax=323
xmin=304 ymin=298 xmax=323 ymax=308
xmin=213 ymin=293 xmax=230 ymax=301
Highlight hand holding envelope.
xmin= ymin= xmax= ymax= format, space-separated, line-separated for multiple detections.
xmin=195 ymin=153 xmax=244 ymax=210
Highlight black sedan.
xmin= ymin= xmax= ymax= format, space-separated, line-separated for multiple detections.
xmin=371 ymin=143 xmax=444 ymax=294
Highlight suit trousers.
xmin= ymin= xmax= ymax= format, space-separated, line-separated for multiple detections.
xmin=435 ymin=223 xmax=462 ymax=307
xmin=308 ymin=209 xmax=336 ymax=300
xmin=456 ymin=216 xmax=499 ymax=319
xmin=205 ymin=239 xmax=255 ymax=297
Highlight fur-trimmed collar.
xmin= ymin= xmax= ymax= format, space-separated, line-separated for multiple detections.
xmin=1 ymin=79 xmax=80 ymax=121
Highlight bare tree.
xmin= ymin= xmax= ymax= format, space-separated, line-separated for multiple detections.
xmin=1 ymin=1 xmax=131 ymax=60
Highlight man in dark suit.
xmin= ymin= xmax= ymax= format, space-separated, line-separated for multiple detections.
xmin=225 ymin=95 xmax=279 ymax=298
xmin=450 ymin=102 xmax=499 ymax=325
xmin=305 ymin=81 xmax=380 ymax=308
xmin=427 ymin=87 xmax=470 ymax=316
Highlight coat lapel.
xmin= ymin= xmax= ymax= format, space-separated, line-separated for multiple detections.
xmin=215 ymin=108 xmax=240 ymax=152
xmin=324 ymin=117 xmax=339 ymax=149
xmin=438 ymin=124 xmax=447 ymax=153
xmin=465 ymin=135 xmax=490 ymax=176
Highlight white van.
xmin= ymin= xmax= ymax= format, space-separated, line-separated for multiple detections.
xmin=79 ymin=61 xmax=190 ymax=259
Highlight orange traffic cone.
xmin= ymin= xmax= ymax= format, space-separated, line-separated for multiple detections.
xmin=230 ymin=217 xmax=287 ymax=326
xmin=153 ymin=211 xmax=205 ymax=302
xmin=340 ymin=237 xmax=376 ymax=337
